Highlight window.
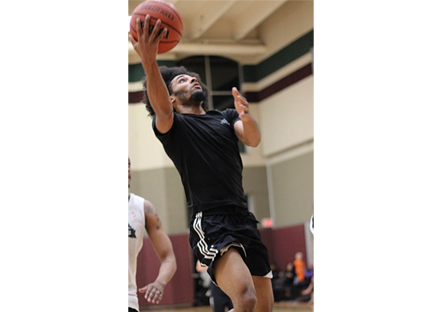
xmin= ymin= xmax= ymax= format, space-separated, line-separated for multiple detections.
xmin=176 ymin=55 xmax=240 ymax=111
xmin=176 ymin=55 xmax=245 ymax=153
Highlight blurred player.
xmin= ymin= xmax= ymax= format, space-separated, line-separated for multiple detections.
xmin=128 ymin=157 xmax=177 ymax=312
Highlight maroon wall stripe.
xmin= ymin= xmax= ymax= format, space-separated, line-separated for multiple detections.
xmin=128 ymin=63 xmax=312 ymax=105
xmin=245 ymin=63 xmax=313 ymax=103
xmin=129 ymin=91 xmax=144 ymax=104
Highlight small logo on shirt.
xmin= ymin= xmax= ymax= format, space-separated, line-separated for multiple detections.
xmin=128 ymin=223 xmax=136 ymax=238
xmin=220 ymin=119 xmax=230 ymax=126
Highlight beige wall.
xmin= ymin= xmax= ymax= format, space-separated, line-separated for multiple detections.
xmin=242 ymin=166 xmax=270 ymax=226
xmin=128 ymin=103 xmax=174 ymax=171
xmin=129 ymin=167 xmax=188 ymax=235
xmin=258 ymin=76 xmax=314 ymax=157
xmin=270 ymin=151 xmax=314 ymax=227
xmin=129 ymin=165 xmax=272 ymax=234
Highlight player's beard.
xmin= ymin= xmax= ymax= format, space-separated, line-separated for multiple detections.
xmin=190 ymin=90 xmax=206 ymax=102
xmin=175 ymin=90 xmax=207 ymax=107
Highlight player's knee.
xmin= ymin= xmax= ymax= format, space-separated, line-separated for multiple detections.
xmin=237 ymin=287 xmax=257 ymax=312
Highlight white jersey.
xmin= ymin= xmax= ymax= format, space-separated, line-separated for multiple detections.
xmin=128 ymin=193 xmax=146 ymax=311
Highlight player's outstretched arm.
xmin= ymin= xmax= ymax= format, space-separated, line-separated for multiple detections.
xmin=232 ymin=87 xmax=261 ymax=147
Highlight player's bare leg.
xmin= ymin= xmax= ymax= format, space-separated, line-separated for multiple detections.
xmin=213 ymin=248 xmax=257 ymax=312
xmin=252 ymin=276 xmax=273 ymax=312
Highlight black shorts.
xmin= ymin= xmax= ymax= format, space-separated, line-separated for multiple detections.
xmin=190 ymin=207 xmax=272 ymax=284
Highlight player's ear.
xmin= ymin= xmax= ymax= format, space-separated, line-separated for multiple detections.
xmin=170 ymin=95 xmax=176 ymax=104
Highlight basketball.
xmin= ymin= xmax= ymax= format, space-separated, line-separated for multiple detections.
xmin=130 ymin=0 xmax=183 ymax=54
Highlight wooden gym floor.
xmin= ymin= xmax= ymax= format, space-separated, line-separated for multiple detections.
xmin=140 ymin=301 xmax=314 ymax=312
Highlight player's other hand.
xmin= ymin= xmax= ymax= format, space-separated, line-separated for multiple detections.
xmin=138 ymin=281 xmax=166 ymax=304
xmin=232 ymin=87 xmax=252 ymax=121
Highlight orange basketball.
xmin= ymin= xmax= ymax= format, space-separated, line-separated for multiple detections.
xmin=130 ymin=0 xmax=183 ymax=54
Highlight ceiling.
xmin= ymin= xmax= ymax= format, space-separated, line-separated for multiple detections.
xmin=128 ymin=0 xmax=297 ymax=62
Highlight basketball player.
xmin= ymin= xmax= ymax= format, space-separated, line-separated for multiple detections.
xmin=128 ymin=157 xmax=177 ymax=312
xmin=129 ymin=16 xmax=274 ymax=312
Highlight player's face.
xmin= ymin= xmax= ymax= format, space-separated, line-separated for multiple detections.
xmin=171 ymin=74 xmax=202 ymax=95
xmin=171 ymin=74 xmax=205 ymax=104
xmin=128 ymin=158 xmax=132 ymax=188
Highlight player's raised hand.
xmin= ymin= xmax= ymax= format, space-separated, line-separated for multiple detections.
xmin=232 ymin=87 xmax=251 ymax=121
xmin=129 ymin=15 xmax=167 ymax=60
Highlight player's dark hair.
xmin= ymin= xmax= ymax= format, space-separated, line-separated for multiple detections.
xmin=142 ymin=66 xmax=209 ymax=117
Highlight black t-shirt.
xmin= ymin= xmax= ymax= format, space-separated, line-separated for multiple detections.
xmin=153 ymin=109 xmax=247 ymax=213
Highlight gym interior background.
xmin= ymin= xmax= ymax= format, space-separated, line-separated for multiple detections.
xmin=128 ymin=0 xmax=314 ymax=308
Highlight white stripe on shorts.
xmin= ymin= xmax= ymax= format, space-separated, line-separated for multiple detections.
xmin=193 ymin=212 xmax=210 ymax=258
